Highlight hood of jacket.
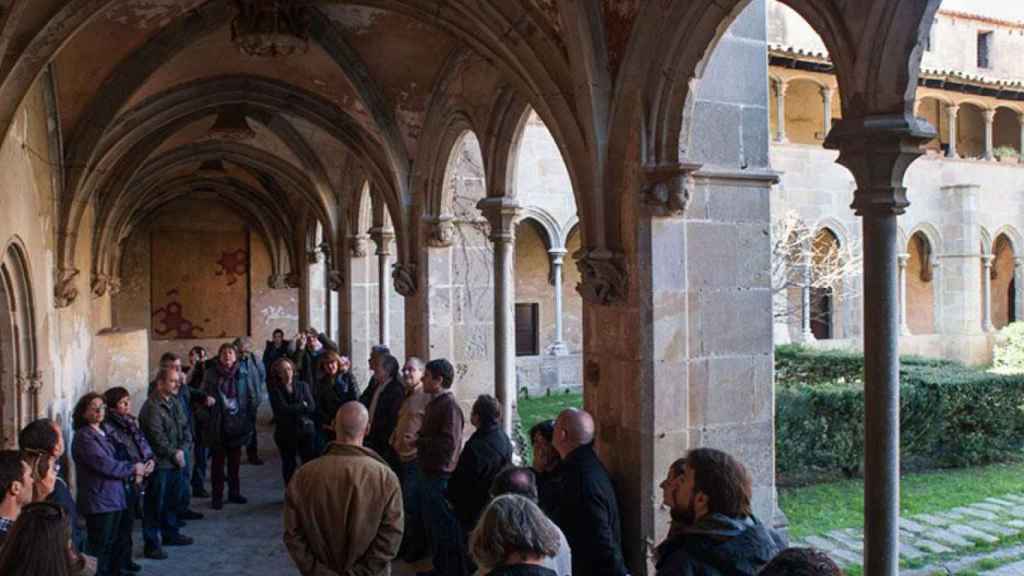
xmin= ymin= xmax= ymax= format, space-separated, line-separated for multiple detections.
xmin=656 ymin=513 xmax=784 ymax=575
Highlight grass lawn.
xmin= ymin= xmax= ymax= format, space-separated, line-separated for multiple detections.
xmin=518 ymin=392 xmax=583 ymax=462
xmin=781 ymin=460 xmax=1024 ymax=539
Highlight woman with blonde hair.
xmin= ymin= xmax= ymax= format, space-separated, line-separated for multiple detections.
xmin=269 ymin=357 xmax=318 ymax=483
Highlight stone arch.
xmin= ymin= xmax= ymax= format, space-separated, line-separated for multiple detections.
xmin=782 ymin=78 xmax=830 ymax=145
xmin=906 ymin=230 xmax=936 ymax=334
xmin=810 ymin=226 xmax=844 ymax=340
xmin=516 ymin=208 xmax=561 ymax=253
xmin=561 ymin=217 xmax=580 ymax=252
xmin=993 ymin=106 xmax=1023 ymax=158
xmin=0 ymin=237 xmax=39 ymax=446
xmin=981 ymin=226 xmax=994 ymax=255
xmin=917 ymin=96 xmax=953 ymax=153
xmin=956 ymin=102 xmax=988 ymax=159
xmin=992 ymin=230 xmax=1020 ymax=328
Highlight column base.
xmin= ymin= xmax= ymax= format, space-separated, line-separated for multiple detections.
xmin=801 ymin=331 xmax=816 ymax=343
xmin=545 ymin=341 xmax=571 ymax=356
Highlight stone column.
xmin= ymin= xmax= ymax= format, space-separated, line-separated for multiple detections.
xmin=898 ymin=253 xmax=910 ymax=335
xmin=821 ymin=86 xmax=834 ymax=140
xmin=946 ymin=104 xmax=959 ymax=158
xmin=932 ymin=260 xmax=944 ymax=334
xmin=983 ymin=109 xmax=996 ymax=161
xmin=478 ymin=197 xmax=521 ymax=437
xmin=371 ymin=228 xmax=394 ymax=346
xmin=773 ymin=78 xmax=788 ymax=143
xmin=801 ymin=257 xmax=814 ymax=341
xmin=1018 ymin=114 xmax=1024 ymax=162
xmin=982 ymin=254 xmax=994 ymax=332
xmin=826 ymin=115 xmax=932 ymax=576
xmin=1015 ymin=258 xmax=1024 ymax=323
xmin=296 ymin=251 xmax=312 ymax=330
xmin=546 ymin=249 xmax=570 ymax=355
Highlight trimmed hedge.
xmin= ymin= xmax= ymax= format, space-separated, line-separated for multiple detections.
xmin=776 ymin=346 xmax=1024 ymax=483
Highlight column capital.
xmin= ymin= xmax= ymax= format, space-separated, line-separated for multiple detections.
xmin=425 ymin=214 xmax=456 ymax=248
xmin=369 ymin=227 xmax=395 ymax=256
xmin=897 ymin=253 xmax=910 ymax=266
xmin=54 ymin=267 xmax=80 ymax=309
xmin=820 ymin=86 xmax=834 ymax=99
xmin=983 ymin=108 xmax=997 ymax=123
xmin=267 ymin=274 xmax=289 ymax=289
xmin=772 ymin=77 xmax=788 ymax=93
xmin=824 ymin=114 xmax=936 ymax=216
xmin=946 ymin=103 xmax=960 ymax=116
xmin=90 ymin=273 xmax=121 ymax=298
xmin=327 ymin=270 xmax=344 ymax=292
xmin=548 ymin=248 xmax=568 ymax=264
xmin=349 ymin=234 xmax=370 ymax=258
xmin=391 ymin=263 xmax=417 ymax=297
xmin=1014 ymin=257 xmax=1024 ymax=269
xmin=575 ymin=248 xmax=628 ymax=306
xmin=982 ymin=254 xmax=995 ymax=266
xmin=477 ymin=197 xmax=521 ymax=242
xmin=640 ymin=162 xmax=700 ymax=217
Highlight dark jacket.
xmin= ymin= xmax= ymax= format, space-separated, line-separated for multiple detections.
xmin=263 ymin=341 xmax=290 ymax=376
xmin=654 ymin=514 xmax=785 ymax=576
xmin=238 ymin=352 xmax=267 ymax=407
xmin=315 ymin=372 xmax=360 ymax=429
xmin=449 ymin=422 xmax=514 ymax=530
xmin=139 ymin=392 xmax=190 ymax=469
xmin=552 ymin=444 xmax=628 ymax=576
xmin=270 ymin=380 xmax=317 ymax=447
xmin=360 ymin=378 xmax=405 ymax=468
xmin=71 ymin=426 xmax=135 ymax=515
xmin=416 ymin=390 xmax=465 ymax=477
xmin=486 ymin=566 xmax=558 ymax=576
xmin=102 ymin=412 xmax=154 ymax=465
xmin=49 ymin=478 xmax=83 ymax=549
xmin=291 ymin=348 xmax=325 ymax=391
xmin=201 ymin=362 xmax=256 ymax=450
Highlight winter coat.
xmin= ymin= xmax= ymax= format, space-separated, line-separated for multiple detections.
xmin=238 ymin=352 xmax=267 ymax=407
xmin=654 ymin=513 xmax=785 ymax=576
xmin=263 ymin=341 xmax=290 ymax=377
xmin=314 ymin=372 xmax=360 ymax=430
xmin=416 ymin=390 xmax=465 ymax=477
xmin=71 ymin=426 xmax=134 ymax=515
xmin=201 ymin=361 xmax=256 ymax=450
xmin=390 ymin=387 xmax=433 ymax=463
xmin=291 ymin=347 xmax=325 ymax=391
xmin=270 ymin=380 xmax=317 ymax=448
xmin=552 ymin=443 xmax=629 ymax=576
xmin=449 ymin=422 xmax=514 ymax=531
xmin=139 ymin=392 xmax=190 ymax=469
xmin=283 ymin=443 xmax=403 ymax=576
xmin=359 ymin=377 xmax=405 ymax=468
xmin=102 ymin=412 xmax=154 ymax=465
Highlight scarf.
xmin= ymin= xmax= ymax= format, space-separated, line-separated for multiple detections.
xmin=216 ymin=360 xmax=241 ymax=399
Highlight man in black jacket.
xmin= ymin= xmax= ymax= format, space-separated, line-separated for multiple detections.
xmin=654 ymin=449 xmax=784 ymax=576
xmin=551 ymin=409 xmax=628 ymax=576
xmin=448 ymin=395 xmax=513 ymax=532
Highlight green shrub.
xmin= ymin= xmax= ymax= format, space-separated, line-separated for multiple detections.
xmin=776 ymin=346 xmax=1024 ymax=482
xmin=992 ymin=322 xmax=1024 ymax=374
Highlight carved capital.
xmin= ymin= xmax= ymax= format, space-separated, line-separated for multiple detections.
xmin=350 ymin=235 xmax=370 ymax=258
xmin=477 ymin=197 xmax=521 ymax=242
xmin=369 ymin=227 xmax=395 ymax=256
xmin=327 ymin=269 xmax=344 ymax=292
xmin=27 ymin=374 xmax=43 ymax=393
xmin=824 ymin=114 xmax=936 ymax=216
xmin=427 ymin=215 xmax=457 ymax=248
xmin=575 ymin=249 xmax=628 ymax=306
xmin=392 ymin=263 xmax=417 ymax=297
xmin=641 ymin=162 xmax=700 ymax=217
xmin=268 ymin=274 xmax=288 ymax=289
xmin=91 ymin=273 xmax=121 ymax=298
xmin=284 ymin=272 xmax=301 ymax=289
xmin=306 ymin=249 xmax=321 ymax=265
xmin=54 ymin=268 xmax=80 ymax=308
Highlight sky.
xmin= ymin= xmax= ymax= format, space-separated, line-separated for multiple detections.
xmin=940 ymin=0 xmax=1024 ymax=22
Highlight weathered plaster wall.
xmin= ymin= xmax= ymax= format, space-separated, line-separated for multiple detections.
xmin=113 ymin=198 xmax=299 ymax=372
xmin=91 ymin=328 xmax=149 ymax=414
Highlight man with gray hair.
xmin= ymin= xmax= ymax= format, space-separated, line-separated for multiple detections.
xmin=284 ymin=401 xmax=403 ymax=575
xmin=489 ymin=467 xmax=572 ymax=576
xmin=469 ymin=494 xmax=562 ymax=576
xmin=233 ymin=336 xmax=266 ymax=465
xmin=390 ymin=355 xmax=432 ymax=561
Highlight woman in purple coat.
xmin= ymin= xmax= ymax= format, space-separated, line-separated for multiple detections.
xmin=71 ymin=392 xmax=146 ymax=576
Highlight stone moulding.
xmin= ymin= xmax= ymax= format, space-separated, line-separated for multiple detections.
xmin=392 ymin=263 xmax=417 ymax=297
xmin=426 ymin=215 xmax=456 ymax=248
xmin=350 ymin=235 xmax=370 ymax=258
xmin=90 ymin=274 xmax=122 ymax=298
xmin=54 ymin=268 xmax=80 ymax=308
xmin=284 ymin=272 xmax=301 ymax=289
xmin=640 ymin=162 xmax=701 ymax=217
xmin=268 ymin=274 xmax=288 ymax=289
xmin=575 ymin=250 xmax=627 ymax=305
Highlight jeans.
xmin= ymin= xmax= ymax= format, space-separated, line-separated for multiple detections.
xmin=210 ymin=446 xmax=242 ymax=501
xmin=177 ymin=446 xmax=193 ymax=513
xmin=86 ymin=510 xmax=124 ymax=576
xmin=397 ymin=460 xmax=427 ymax=562
xmin=192 ymin=431 xmax=207 ymax=491
xmin=418 ymin=472 xmax=471 ymax=576
xmin=274 ymin=431 xmax=317 ymax=485
xmin=143 ymin=468 xmax=181 ymax=549
xmin=115 ymin=484 xmax=140 ymax=571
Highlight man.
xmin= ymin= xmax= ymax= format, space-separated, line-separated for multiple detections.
xmin=415 ymin=358 xmax=469 ymax=576
xmin=654 ymin=450 xmax=784 ymax=575
xmin=389 ymin=356 xmax=432 ymax=561
xmin=263 ymin=328 xmax=290 ymax=377
xmin=362 ymin=353 xmax=405 ymax=469
xmin=0 ymin=450 xmax=32 ymax=545
xmin=358 ymin=344 xmax=391 ymax=406
xmin=449 ymin=394 xmax=513 ymax=532
xmin=158 ymin=352 xmax=204 ymax=521
xmin=234 ymin=337 xmax=267 ymax=465
xmin=489 ymin=466 xmax=572 ymax=576
xmin=139 ymin=367 xmax=194 ymax=559
xmin=284 ymin=402 xmax=403 ymax=576
xmin=551 ymin=408 xmax=628 ymax=576
xmin=291 ymin=328 xmax=326 ymax=387
xmin=18 ymin=418 xmax=82 ymax=549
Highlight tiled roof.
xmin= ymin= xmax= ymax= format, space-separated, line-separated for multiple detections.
xmin=937 ymin=9 xmax=1024 ymax=30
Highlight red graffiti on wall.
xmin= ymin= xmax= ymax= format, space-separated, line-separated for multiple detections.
xmin=152 ymin=299 xmax=205 ymax=339
xmin=215 ymin=249 xmax=249 ymax=286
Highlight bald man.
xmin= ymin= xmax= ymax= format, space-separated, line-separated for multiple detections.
xmin=551 ymin=409 xmax=628 ymax=576
xmin=284 ymin=402 xmax=403 ymax=576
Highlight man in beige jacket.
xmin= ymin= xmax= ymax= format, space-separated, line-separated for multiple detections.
xmin=284 ymin=402 xmax=403 ymax=576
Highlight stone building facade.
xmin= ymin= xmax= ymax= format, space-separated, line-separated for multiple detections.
xmin=769 ymin=1 xmax=1024 ymax=365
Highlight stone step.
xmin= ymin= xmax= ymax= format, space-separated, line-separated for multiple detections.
xmin=947 ymin=523 xmax=1000 ymax=544
xmin=803 ymin=535 xmax=862 ymax=566
xmin=826 ymin=530 xmax=863 ymax=552
xmin=968 ymin=520 xmax=1019 ymax=538
xmin=908 ymin=537 xmax=953 ymax=555
xmin=981 ymin=559 xmax=1024 ymax=575
xmin=1008 ymin=519 xmax=1024 ymax=529
xmin=900 ymin=517 xmax=928 ymax=534
xmin=985 ymin=497 xmax=1018 ymax=508
xmin=923 ymin=528 xmax=974 ymax=548
xmin=954 ymin=507 xmax=1000 ymax=521
xmin=916 ymin=513 xmax=953 ymax=527
xmin=972 ymin=502 xmax=1009 ymax=514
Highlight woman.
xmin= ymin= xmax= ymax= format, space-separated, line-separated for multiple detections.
xmin=268 ymin=357 xmax=318 ymax=484
xmin=71 ymin=393 xmax=145 ymax=576
xmin=529 ymin=420 xmax=561 ymax=517
xmin=202 ymin=342 xmax=255 ymax=509
xmin=0 ymin=501 xmax=76 ymax=576
xmin=469 ymin=494 xmax=561 ymax=576
xmin=25 ymin=451 xmax=57 ymax=502
xmin=314 ymin=350 xmax=359 ymax=445
xmin=102 ymin=387 xmax=155 ymax=574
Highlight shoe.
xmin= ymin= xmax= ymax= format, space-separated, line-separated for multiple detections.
xmin=123 ymin=561 xmax=142 ymax=573
xmin=227 ymin=494 xmax=248 ymax=504
xmin=192 ymin=486 xmax=210 ymax=498
xmin=211 ymin=498 xmax=223 ymax=510
xmin=162 ymin=534 xmax=194 ymax=546
xmin=144 ymin=547 xmax=167 ymax=560
xmin=180 ymin=509 xmax=205 ymax=520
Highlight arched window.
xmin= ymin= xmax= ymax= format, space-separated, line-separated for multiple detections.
xmin=0 ymin=241 xmax=38 ymax=447
xmin=906 ymin=232 xmax=935 ymax=334
xmin=810 ymin=228 xmax=842 ymax=340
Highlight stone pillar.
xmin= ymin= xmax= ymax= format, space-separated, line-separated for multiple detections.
xmin=825 ymin=114 xmax=932 ymax=576
xmin=898 ymin=253 xmax=910 ymax=335
xmin=1015 ymin=258 xmax=1024 ymax=323
xmin=347 ymin=234 xmax=374 ymax=385
xmin=937 ymin=185 xmax=982 ymax=340
xmin=983 ymin=109 xmax=996 ymax=161
xmin=478 ymin=197 xmax=521 ymax=437
xmin=1018 ymin=114 xmax=1024 ymax=162
xmin=821 ymin=86 xmax=834 ymax=140
xmin=946 ymin=105 xmax=959 ymax=158
xmin=371 ymin=229 xmax=394 ymax=346
xmin=546 ymin=249 xmax=570 ymax=355
xmin=982 ymin=254 xmax=994 ymax=332
xmin=801 ymin=257 xmax=814 ymax=341
xmin=773 ymin=78 xmax=788 ymax=143
xmin=932 ymin=260 xmax=944 ymax=334
xmin=297 ymin=251 xmax=312 ymax=330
